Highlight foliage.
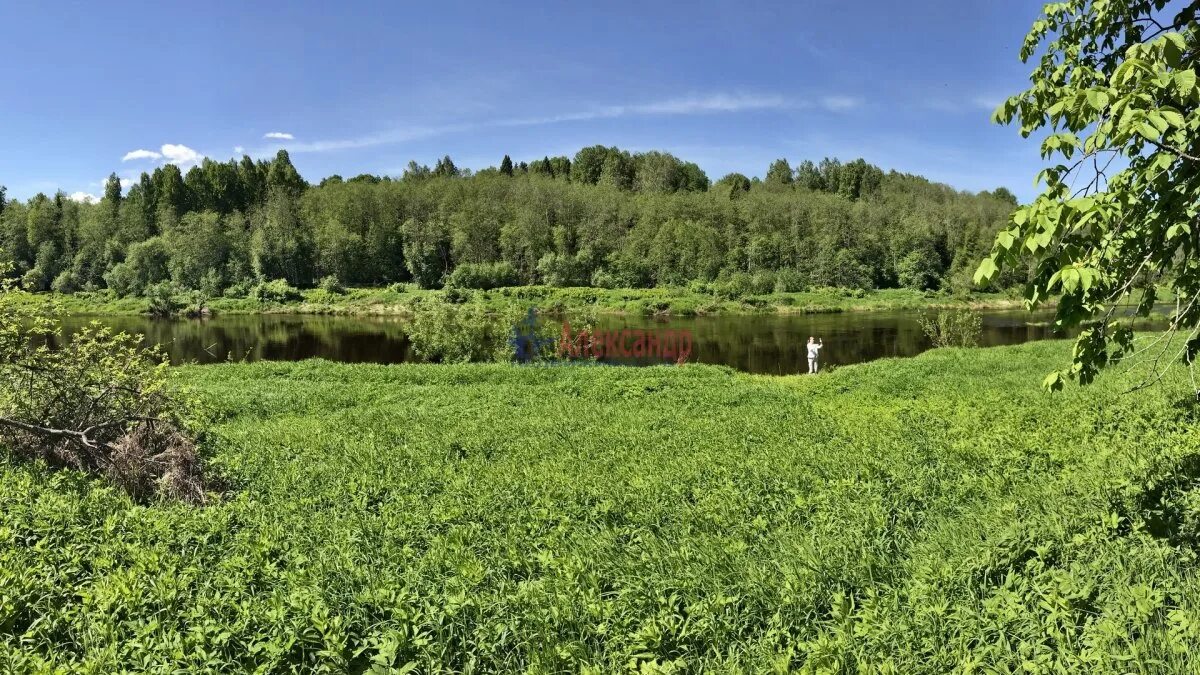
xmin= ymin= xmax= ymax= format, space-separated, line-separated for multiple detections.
xmin=0 ymin=279 xmax=206 ymax=502
xmin=23 ymin=284 xmax=1026 ymax=321
xmin=3 ymin=342 xmax=1200 ymax=669
xmin=445 ymin=261 xmax=519 ymax=290
xmin=918 ymin=308 xmax=984 ymax=348
xmin=144 ymin=281 xmax=183 ymax=318
xmin=405 ymin=300 xmax=528 ymax=363
xmin=981 ymin=0 xmax=1200 ymax=389
xmin=0 ymin=148 xmax=1015 ymax=304
xmin=317 ymin=274 xmax=345 ymax=294
xmin=252 ymin=278 xmax=302 ymax=304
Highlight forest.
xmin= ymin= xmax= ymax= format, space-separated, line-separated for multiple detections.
xmin=0 ymin=147 xmax=1019 ymax=299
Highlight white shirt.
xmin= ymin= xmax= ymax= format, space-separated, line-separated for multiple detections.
xmin=807 ymin=342 xmax=822 ymax=359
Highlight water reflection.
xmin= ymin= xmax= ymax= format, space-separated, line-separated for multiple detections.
xmin=56 ymin=308 xmax=1166 ymax=375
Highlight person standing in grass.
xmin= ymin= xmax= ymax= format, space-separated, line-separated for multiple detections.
xmin=807 ymin=336 xmax=823 ymax=374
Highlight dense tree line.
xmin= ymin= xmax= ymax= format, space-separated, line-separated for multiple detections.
xmin=0 ymin=146 xmax=1019 ymax=297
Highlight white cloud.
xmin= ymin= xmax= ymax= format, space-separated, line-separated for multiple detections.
xmin=234 ymin=145 xmax=245 ymax=154
xmin=120 ymin=178 xmax=135 ymax=189
xmin=121 ymin=144 xmax=205 ymax=167
xmin=820 ymin=96 xmax=862 ymax=111
xmin=263 ymin=132 xmax=294 ymax=140
xmin=498 ymin=93 xmax=792 ymax=127
xmin=122 ymin=148 xmax=162 ymax=161
xmin=160 ymin=143 xmax=204 ymax=167
xmin=285 ymin=92 xmax=796 ymax=155
xmin=68 ymin=191 xmax=103 ymax=204
xmin=972 ymin=95 xmax=1003 ymax=111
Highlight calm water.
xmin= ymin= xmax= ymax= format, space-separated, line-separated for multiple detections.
xmin=55 ymin=308 xmax=1164 ymax=375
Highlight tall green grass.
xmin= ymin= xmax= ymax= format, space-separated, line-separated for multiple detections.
xmin=1 ymin=340 xmax=1198 ymax=671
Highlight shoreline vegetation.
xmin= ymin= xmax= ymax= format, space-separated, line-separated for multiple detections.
xmin=4 ymin=340 xmax=1199 ymax=670
xmin=24 ymin=285 xmax=1031 ymax=318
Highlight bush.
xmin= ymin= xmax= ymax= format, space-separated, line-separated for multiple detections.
xmin=406 ymin=300 xmax=532 ymax=363
xmin=222 ymin=279 xmax=253 ymax=298
xmin=317 ymin=274 xmax=346 ymax=294
xmin=253 ymin=278 xmax=302 ymax=303
xmin=591 ymin=268 xmax=621 ymax=289
xmin=749 ymin=270 xmax=776 ymax=295
xmin=0 ymin=278 xmax=208 ymax=502
xmin=715 ymin=272 xmax=754 ymax=300
xmin=918 ymin=308 xmax=983 ymax=348
xmin=51 ymin=270 xmax=79 ymax=294
xmin=536 ymin=254 xmax=588 ymax=287
xmin=20 ymin=267 xmax=47 ymax=292
xmin=897 ymin=249 xmax=942 ymax=291
xmin=773 ymin=268 xmax=806 ymax=293
xmin=144 ymin=281 xmax=184 ymax=317
xmin=104 ymin=263 xmax=137 ymax=296
xmin=442 ymin=286 xmax=471 ymax=304
xmin=447 ymin=262 xmax=519 ymax=290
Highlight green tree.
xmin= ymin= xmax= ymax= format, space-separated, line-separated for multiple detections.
xmin=796 ymin=160 xmax=824 ymax=190
xmin=980 ymin=0 xmax=1200 ymax=389
xmin=165 ymin=211 xmax=229 ymax=290
xmin=500 ymin=155 xmax=514 ymax=177
xmin=251 ymin=190 xmax=312 ymax=286
xmin=103 ymin=173 xmax=122 ymax=221
xmin=266 ymin=149 xmax=308 ymax=198
xmin=765 ymin=158 xmax=794 ymax=187
xmin=152 ymin=164 xmax=188 ymax=229
xmin=571 ymin=145 xmax=612 ymax=184
xmin=714 ymin=173 xmax=752 ymax=199
xmin=433 ymin=155 xmax=459 ymax=178
xmin=633 ymin=151 xmax=684 ymax=193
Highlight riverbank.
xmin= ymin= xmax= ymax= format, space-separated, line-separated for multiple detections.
xmin=3 ymin=340 xmax=1198 ymax=670
xmin=28 ymin=285 xmax=1027 ymax=317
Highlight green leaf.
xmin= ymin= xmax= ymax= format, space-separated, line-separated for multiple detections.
xmin=1086 ymin=90 xmax=1110 ymax=111
xmin=974 ymin=258 xmax=999 ymax=286
xmin=1176 ymin=70 xmax=1197 ymax=96
xmin=997 ymin=230 xmax=1016 ymax=250
xmin=1160 ymin=109 xmax=1185 ymax=128
xmin=1164 ymin=33 xmax=1187 ymax=67
xmin=1042 ymin=371 xmax=1064 ymax=392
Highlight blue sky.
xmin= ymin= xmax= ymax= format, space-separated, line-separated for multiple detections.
xmin=1 ymin=0 xmax=1049 ymax=202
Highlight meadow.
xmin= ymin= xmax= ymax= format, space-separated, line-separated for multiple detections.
xmin=2 ymin=339 xmax=1199 ymax=672
xmin=23 ymin=284 xmax=1024 ymax=318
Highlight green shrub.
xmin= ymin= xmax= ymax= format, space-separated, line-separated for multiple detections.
xmin=317 ymin=274 xmax=346 ymax=294
xmin=222 ymin=279 xmax=253 ymax=298
xmin=442 ymin=286 xmax=471 ymax=304
xmin=749 ymin=270 xmax=776 ymax=295
xmin=50 ymin=270 xmax=78 ymax=294
xmin=590 ymin=268 xmax=621 ymax=289
xmin=144 ymin=281 xmax=183 ymax=317
xmin=715 ymin=272 xmax=753 ymax=300
xmin=918 ymin=308 xmax=983 ymax=348
xmin=252 ymin=278 xmax=302 ymax=303
xmin=0 ymin=276 xmax=207 ymax=502
xmin=447 ymin=262 xmax=519 ymax=290
xmin=406 ymin=300 xmax=530 ymax=363
xmin=773 ymin=268 xmax=806 ymax=293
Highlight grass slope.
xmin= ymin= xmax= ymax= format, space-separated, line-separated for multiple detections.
xmin=30 ymin=285 xmax=1024 ymax=318
xmin=2 ymin=341 xmax=1199 ymax=672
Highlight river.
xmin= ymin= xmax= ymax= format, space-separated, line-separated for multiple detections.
xmin=52 ymin=307 xmax=1166 ymax=375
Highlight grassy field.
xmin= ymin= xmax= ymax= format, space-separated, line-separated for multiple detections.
xmin=3 ymin=340 xmax=1200 ymax=671
xmin=28 ymin=285 xmax=1026 ymax=318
